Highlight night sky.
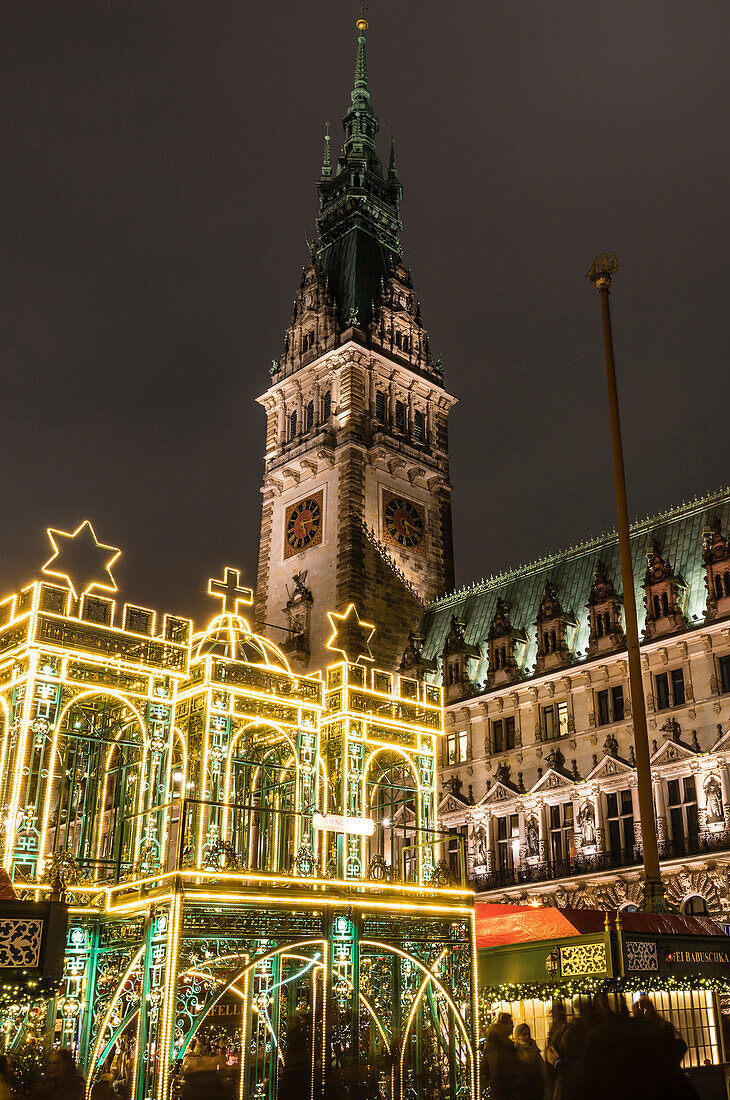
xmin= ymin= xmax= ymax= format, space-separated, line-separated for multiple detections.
xmin=2 ymin=0 xmax=729 ymax=628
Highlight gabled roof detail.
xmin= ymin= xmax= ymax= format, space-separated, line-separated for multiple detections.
xmin=479 ymin=781 xmax=522 ymax=806
xmin=530 ymin=768 xmax=575 ymax=795
xmin=650 ymin=738 xmax=698 ymax=767
xmin=585 ymin=754 xmax=635 ymax=783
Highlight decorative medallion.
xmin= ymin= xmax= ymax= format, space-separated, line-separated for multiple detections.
xmin=284 ymin=490 xmax=324 ymax=559
xmin=381 ymin=490 xmax=426 ymax=555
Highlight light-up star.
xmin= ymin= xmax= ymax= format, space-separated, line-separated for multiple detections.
xmin=42 ymin=521 xmax=121 ymax=599
xmin=326 ymin=603 xmax=375 ymax=665
xmin=208 ymin=567 xmax=253 ymax=615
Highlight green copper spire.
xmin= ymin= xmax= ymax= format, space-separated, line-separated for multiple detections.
xmin=321 ymin=121 xmax=332 ymax=179
xmin=314 ymin=13 xmax=403 ymax=330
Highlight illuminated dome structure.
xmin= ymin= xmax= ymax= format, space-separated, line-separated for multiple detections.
xmin=193 ymin=612 xmax=291 ymax=670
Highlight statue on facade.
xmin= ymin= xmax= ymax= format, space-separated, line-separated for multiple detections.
xmin=526 ymin=816 xmax=540 ymax=857
xmin=578 ymin=801 xmax=596 ymax=847
xmin=705 ymin=777 xmax=724 ymax=824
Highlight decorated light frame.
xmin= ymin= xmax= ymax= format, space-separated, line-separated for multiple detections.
xmin=0 ymin=526 xmax=479 ymax=1100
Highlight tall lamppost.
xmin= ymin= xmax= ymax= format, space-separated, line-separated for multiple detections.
xmin=587 ymin=252 xmax=666 ymax=911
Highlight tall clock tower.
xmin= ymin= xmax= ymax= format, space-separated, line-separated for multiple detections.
xmin=255 ymin=18 xmax=456 ymax=671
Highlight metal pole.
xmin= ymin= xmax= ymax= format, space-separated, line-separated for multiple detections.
xmin=587 ymin=253 xmax=665 ymax=910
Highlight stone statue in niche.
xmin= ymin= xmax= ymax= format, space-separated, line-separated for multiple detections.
xmin=473 ymin=826 xmax=488 ymax=868
xmin=578 ymin=801 xmax=596 ymax=847
xmin=526 ymin=816 xmax=540 ymax=857
xmin=705 ymin=777 xmax=724 ymax=824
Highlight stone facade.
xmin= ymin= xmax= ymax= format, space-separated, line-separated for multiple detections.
xmin=255 ymin=28 xmax=455 ymax=671
xmin=413 ymin=490 xmax=730 ymax=920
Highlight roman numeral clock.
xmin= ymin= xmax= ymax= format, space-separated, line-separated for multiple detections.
xmin=381 ymin=490 xmax=426 ymax=554
xmin=284 ymin=491 xmax=324 ymax=558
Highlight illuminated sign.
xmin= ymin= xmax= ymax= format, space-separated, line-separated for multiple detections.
xmin=312 ymin=812 xmax=375 ymax=837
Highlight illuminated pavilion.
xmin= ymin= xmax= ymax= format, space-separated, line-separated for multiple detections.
xmin=0 ymin=522 xmax=478 ymax=1099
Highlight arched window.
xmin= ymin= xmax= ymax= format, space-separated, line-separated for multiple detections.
xmin=653 ymin=594 xmax=662 ymax=618
xmin=414 ymin=409 xmax=425 ymax=442
xmin=375 ymin=391 xmax=386 ymax=423
xmin=306 ymin=400 xmax=314 ymax=431
xmin=661 ymin=591 xmax=669 ymax=615
xmin=289 ymin=410 xmax=297 ymax=440
xmin=596 ymin=615 xmax=604 ymax=638
xmin=683 ymin=894 xmax=709 ymax=916
xmin=395 ymin=400 xmax=406 ymax=432
xmin=724 ymin=572 xmax=730 ymax=598
xmin=494 ymin=648 xmax=501 ymax=670
xmin=322 ymin=390 xmax=332 ymax=420
xmin=715 ymin=575 xmax=724 ymax=600
xmin=604 ymin=611 xmax=611 ymax=635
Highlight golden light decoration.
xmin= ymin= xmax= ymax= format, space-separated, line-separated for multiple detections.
xmin=326 ymin=603 xmax=375 ymax=665
xmin=207 ymin=567 xmax=254 ymax=614
xmin=42 ymin=520 xmax=121 ymax=599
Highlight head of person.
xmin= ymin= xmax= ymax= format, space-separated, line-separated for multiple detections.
xmin=632 ymin=996 xmax=660 ymax=1022
xmin=49 ymin=1049 xmax=77 ymax=1078
xmin=497 ymin=1012 xmax=514 ymax=1035
xmin=514 ymin=1023 xmax=532 ymax=1042
xmin=592 ymin=991 xmax=613 ymax=1019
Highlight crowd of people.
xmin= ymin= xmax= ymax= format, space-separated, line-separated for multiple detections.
xmin=482 ymin=994 xmax=699 ymax=1100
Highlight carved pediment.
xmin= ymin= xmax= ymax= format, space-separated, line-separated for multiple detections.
xmin=712 ymin=725 xmax=730 ymax=752
xmin=649 ymin=738 xmax=697 ymax=767
xmin=481 ymin=781 xmax=520 ymax=806
xmin=529 ymin=768 xmax=574 ymax=795
xmin=438 ymin=791 xmax=469 ymax=815
xmin=585 ymin=754 xmax=635 ymax=782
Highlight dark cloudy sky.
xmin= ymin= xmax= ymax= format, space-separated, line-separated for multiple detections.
xmin=2 ymin=0 xmax=729 ymax=626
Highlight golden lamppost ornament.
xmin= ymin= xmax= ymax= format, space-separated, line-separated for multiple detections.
xmin=587 ymin=252 xmax=667 ymax=911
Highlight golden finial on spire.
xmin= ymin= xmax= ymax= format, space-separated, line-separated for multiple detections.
xmin=356 ymin=0 xmax=368 ymax=32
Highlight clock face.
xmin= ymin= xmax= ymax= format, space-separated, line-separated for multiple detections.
xmin=284 ymin=492 xmax=323 ymax=559
xmin=382 ymin=492 xmax=426 ymax=554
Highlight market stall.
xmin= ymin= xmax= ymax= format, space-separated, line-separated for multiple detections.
xmin=477 ymin=903 xmax=730 ymax=1099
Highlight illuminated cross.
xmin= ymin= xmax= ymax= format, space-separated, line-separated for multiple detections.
xmin=207 ymin=567 xmax=253 ymax=615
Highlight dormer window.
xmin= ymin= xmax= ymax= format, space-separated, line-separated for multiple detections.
xmin=535 ymin=581 xmax=577 ymax=673
xmin=486 ymin=597 xmax=527 ymax=688
xmin=642 ymin=543 xmax=688 ymax=640
xmin=586 ymin=560 xmax=625 ymax=658
xmin=703 ymin=516 xmax=730 ymax=622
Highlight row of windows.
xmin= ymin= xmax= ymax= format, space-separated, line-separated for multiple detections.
xmin=489 ymin=780 xmax=701 ymax=873
xmin=446 ymin=657 xmax=730 ymax=765
xmin=288 ymin=391 xmax=332 ymax=440
xmin=374 ymin=391 xmax=426 ymax=441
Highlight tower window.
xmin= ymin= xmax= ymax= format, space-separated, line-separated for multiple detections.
xmin=322 ymin=390 xmax=332 ymax=420
xmin=414 ymin=409 xmax=425 ymax=442
xmin=655 ymin=668 xmax=685 ymax=709
xmin=375 ymin=391 xmax=386 ymax=423
xmin=395 ymin=400 xmax=406 ymax=432
xmin=542 ymin=701 xmax=568 ymax=741
xmin=306 ymin=400 xmax=314 ymax=431
xmin=492 ymin=716 xmax=516 ymax=753
xmin=289 ymin=410 xmax=297 ymax=440
xmin=719 ymin=654 xmax=730 ymax=694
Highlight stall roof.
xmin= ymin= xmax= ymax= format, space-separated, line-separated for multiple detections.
xmin=476 ymin=903 xmax=727 ymax=948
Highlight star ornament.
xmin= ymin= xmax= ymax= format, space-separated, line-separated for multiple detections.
xmin=326 ymin=604 xmax=376 ymax=665
xmin=42 ymin=521 xmax=121 ymax=599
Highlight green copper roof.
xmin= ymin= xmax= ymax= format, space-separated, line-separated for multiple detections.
xmin=315 ymin=22 xmax=403 ymax=329
xmin=419 ymin=487 xmax=730 ymax=683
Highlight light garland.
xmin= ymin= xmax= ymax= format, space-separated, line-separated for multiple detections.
xmin=483 ymin=973 xmax=730 ymax=1004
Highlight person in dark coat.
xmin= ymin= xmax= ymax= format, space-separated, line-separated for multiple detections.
xmin=32 ymin=1049 xmax=86 ymax=1100
xmin=513 ymin=1022 xmax=544 ymax=1100
xmin=632 ymin=996 xmax=699 ymax=1100
xmin=484 ymin=1013 xmax=520 ymax=1100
